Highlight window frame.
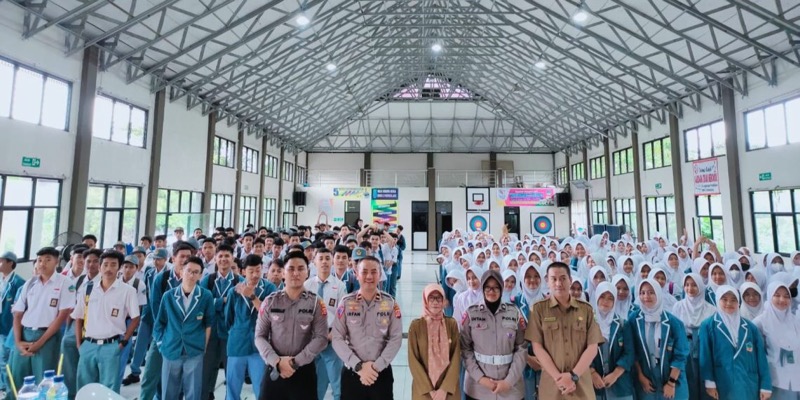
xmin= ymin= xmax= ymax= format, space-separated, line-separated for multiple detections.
xmin=92 ymin=93 xmax=148 ymax=148
xmin=614 ymin=198 xmax=638 ymax=239
xmin=85 ymin=183 xmax=141 ymax=249
xmin=155 ymin=188 xmax=205 ymax=236
xmin=591 ymin=199 xmax=608 ymax=224
xmin=210 ymin=193 xmax=233 ymax=230
xmin=570 ymin=162 xmax=585 ymax=181
xmin=238 ymin=196 xmax=257 ymax=232
xmin=241 ymin=146 xmax=259 ymax=174
xmin=612 ymin=147 xmax=634 ymax=175
xmin=263 ymin=197 xmax=277 ymax=229
xmin=0 ymin=55 xmax=72 ymax=131
xmin=645 ymin=196 xmax=677 ymax=240
xmin=750 ymin=189 xmax=800 ymax=255
xmin=642 ymin=136 xmax=672 ymax=170
xmin=744 ymin=96 xmax=800 ymax=151
xmin=0 ymin=175 xmax=63 ymax=262
xmin=696 ymin=194 xmax=725 ymax=250
xmin=554 ymin=166 xmax=568 ymax=186
xmin=589 ymin=156 xmax=606 ymax=180
xmin=296 ymin=166 xmax=307 ymax=186
xmin=264 ymin=155 xmax=279 ymax=179
xmin=283 ymin=161 xmax=295 ymax=182
xmin=212 ymin=136 xmax=236 ymax=168
xmin=684 ymin=120 xmax=726 ymax=162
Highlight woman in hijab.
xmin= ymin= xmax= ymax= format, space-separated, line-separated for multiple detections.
xmin=746 ymin=269 xmax=769 ymax=294
xmin=587 ymin=266 xmax=609 ymax=302
xmin=740 ymin=282 xmax=765 ymax=321
xmin=590 ymin=282 xmax=635 ymax=400
xmin=501 ymin=270 xmax=518 ymax=303
xmin=699 ymin=286 xmax=771 ymax=400
xmin=515 ymin=262 xmax=544 ymax=400
xmin=617 ymin=256 xmax=636 ymax=282
xmin=754 ymin=281 xmax=800 ymax=400
xmin=672 ymin=273 xmax=716 ymax=400
xmin=571 ymin=278 xmax=589 ymax=302
xmin=706 ymin=263 xmax=728 ymax=306
xmin=443 ymin=269 xmax=466 ymax=317
xmin=409 ymin=284 xmax=461 ymax=400
xmin=691 ymin=258 xmax=711 ymax=285
xmin=663 ymin=251 xmax=685 ymax=297
xmin=725 ymin=260 xmax=745 ymax=289
xmin=765 ymin=253 xmax=787 ymax=278
xmin=612 ymin=275 xmax=635 ymax=319
xmin=628 ymin=278 xmax=689 ymax=400
xmin=647 ymin=268 xmax=678 ymax=311
xmin=453 ymin=267 xmax=482 ymax=329
xmin=677 ymin=246 xmax=692 ymax=272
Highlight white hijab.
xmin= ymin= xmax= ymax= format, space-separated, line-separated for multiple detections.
xmin=637 ymin=278 xmax=664 ymax=323
xmin=648 ymin=267 xmax=677 ymax=311
xmin=587 ymin=266 xmax=609 ymax=302
xmin=707 ymin=263 xmax=727 ymax=293
xmin=739 ymin=282 xmax=764 ymax=320
xmin=611 ymin=275 xmax=633 ymax=319
xmin=518 ymin=262 xmax=544 ymax=307
xmin=715 ymin=285 xmax=741 ymax=344
xmin=725 ymin=260 xmax=745 ymax=289
xmin=501 ymin=269 xmax=518 ymax=303
xmin=592 ymin=281 xmax=617 ymax=340
xmin=753 ymin=282 xmax=799 ymax=351
xmin=672 ymin=273 xmax=715 ymax=329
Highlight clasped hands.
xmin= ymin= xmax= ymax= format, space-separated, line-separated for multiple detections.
xmin=555 ymin=373 xmax=577 ymax=395
xmin=478 ymin=377 xmax=512 ymax=394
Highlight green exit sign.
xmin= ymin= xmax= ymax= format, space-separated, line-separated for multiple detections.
xmin=759 ymin=172 xmax=772 ymax=181
xmin=21 ymin=157 xmax=40 ymax=168
xmin=655 ymin=183 xmax=662 ymax=190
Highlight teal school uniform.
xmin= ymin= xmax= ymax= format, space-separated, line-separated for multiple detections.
xmin=139 ymin=268 xmax=181 ymax=400
xmin=592 ymin=316 xmax=635 ymax=399
xmin=198 ymin=271 xmax=241 ymax=400
xmin=514 ymin=294 xmax=540 ymax=400
xmin=629 ymin=310 xmax=690 ymax=400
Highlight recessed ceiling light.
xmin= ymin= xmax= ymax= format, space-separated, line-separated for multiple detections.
xmin=534 ymin=60 xmax=547 ymax=70
xmin=296 ymin=15 xmax=310 ymax=26
xmin=572 ymin=10 xmax=589 ymax=23
xmin=431 ymin=44 xmax=442 ymax=52
xmin=326 ymin=63 xmax=336 ymax=71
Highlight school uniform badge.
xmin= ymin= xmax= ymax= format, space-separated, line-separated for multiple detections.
xmin=111 ymin=308 xmax=119 ymax=317
xmin=746 ymin=342 xmax=753 ymax=352
xmin=49 ymin=298 xmax=58 ymax=307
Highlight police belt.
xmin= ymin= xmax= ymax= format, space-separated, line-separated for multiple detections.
xmin=475 ymin=352 xmax=513 ymax=365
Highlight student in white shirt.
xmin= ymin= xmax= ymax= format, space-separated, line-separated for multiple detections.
xmin=117 ymin=255 xmax=147 ymax=384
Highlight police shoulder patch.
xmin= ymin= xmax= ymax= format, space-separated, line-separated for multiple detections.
xmin=393 ymin=303 xmax=401 ymax=319
xmin=518 ymin=310 xmax=527 ymax=330
xmin=336 ymin=304 xmax=345 ymax=319
xmin=461 ymin=311 xmax=469 ymax=326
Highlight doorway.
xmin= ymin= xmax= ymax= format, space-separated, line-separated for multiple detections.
xmin=411 ymin=201 xmax=428 ymax=250
xmin=435 ymin=201 xmax=452 ymax=247
xmin=344 ymin=201 xmax=360 ymax=226
xmin=504 ymin=206 xmax=520 ymax=238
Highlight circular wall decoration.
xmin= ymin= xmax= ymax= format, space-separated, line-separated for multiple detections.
xmin=533 ymin=216 xmax=553 ymax=235
xmin=468 ymin=214 xmax=489 ymax=232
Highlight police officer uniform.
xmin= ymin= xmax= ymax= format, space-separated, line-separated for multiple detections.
xmin=199 ymin=269 xmax=241 ymax=400
xmin=460 ymin=272 xmax=527 ymax=400
xmin=73 ymin=275 xmax=140 ymax=392
xmin=140 ymin=265 xmax=181 ymax=400
xmin=254 ymin=289 xmax=328 ymax=399
xmin=331 ymin=290 xmax=403 ymax=400
xmin=304 ymin=273 xmax=347 ymax=400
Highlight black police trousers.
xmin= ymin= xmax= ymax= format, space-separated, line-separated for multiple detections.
xmin=340 ymin=365 xmax=394 ymax=400
xmin=259 ymin=362 xmax=317 ymax=400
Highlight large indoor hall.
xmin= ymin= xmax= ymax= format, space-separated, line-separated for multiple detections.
xmin=2 ymin=0 xmax=800 ymax=399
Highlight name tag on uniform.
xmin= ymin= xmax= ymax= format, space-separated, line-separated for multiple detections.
xmin=544 ymin=317 xmax=556 ymax=322
xmin=49 ymin=298 xmax=58 ymax=307
xmin=111 ymin=308 xmax=119 ymax=317
xmin=329 ymin=298 xmax=336 ymax=307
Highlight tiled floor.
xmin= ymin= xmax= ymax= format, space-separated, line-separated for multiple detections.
xmin=120 ymin=251 xmax=438 ymax=399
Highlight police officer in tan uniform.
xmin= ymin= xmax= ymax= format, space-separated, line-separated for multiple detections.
xmin=255 ymin=252 xmax=328 ymax=400
xmin=460 ymin=269 xmax=527 ymax=400
xmin=526 ymin=261 xmax=604 ymax=399
xmin=332 ymin=256 xmax=403 ymax=400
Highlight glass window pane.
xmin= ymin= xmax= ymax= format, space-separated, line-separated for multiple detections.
xmin=31 ymin=208 xmax=57 ymax=254
xmin=711 ymin=220 xmax=725 ymax=252
xmin=12 ymin=67 xmax=43 ymax=124
xmin=87 ymin=185 xmax=105 ymax=208
xmin=653 ymin=141 xmax=662 ymax=168
xmin=697 ymin=196 xmax=710 ymax=216
xmin=124 ymin=187 xmax=139 ymax=208
xmin=711 ymin=122 xmax=726 ymax=156
xmin=35 ymin=179 xmax=60 ymax=207
xmin=191 ymin=192 xmax=203 ymax=213
xmin=180 ymin=191 xmax=191 ymax=212
xmin=698 ymin=125 xmax=712 ymax=159
xmin=666 ymin=197 xmax=675 ymax=212
xmin=746 ymin=109 xmax=766 ymax=149
xmin=0 ymin=210 xmax=29 ymax=256
xmin=213 ymin=139 xmax=220 ymax=164
xmin=776 ymin=216 xmax=796 ymax=254
xmin=698 ymin=216 xmax=712 ymax=237
xmin=103 ymin=211 xmax=121 ymax=249
xmin=787 ymin=99 xmax=800 ymax=144
xmin=121 ymin=210 xmax=138 ymax=243
xmin=765 ymin=104 xmax=787 ymax=148
xmin=686 ymin=129 xmax=699 ymax=161
xmin=41 ymin=78 xmax=69 ymax=130
xmin=4 ymin=177 xmax=33 ymax=206
xmin=644 ymin=143 xmax=653 ymax=170
xmin=710 ymin=195 xmax=722 ymax=216
xmin=83 ymin=209 xmax=101 ymax=242
xmin=169 ymin=190 xmax=180 ymax=212
xmin=157 ymin=189 xmax=168 ymax=213
xmin=752 ymin=191 xmax=772 ymax=213
xmin=155 ymin=214 xmax=167 ymax=235
xmin=111 ymin=101 xmax=130 ymax=144
xmin=129 ymin=107 xmax=146 ymax=147
xmin=93 ymin=96 xmax=114 ymax=140
xmin=754 ymin=214 xmax=774 ymax=253
xmin=107 ymin=186 xmax=124 ymax=208
xmin=773 ymin=190 xmax=792 ymax=213
xmin=663 ymin=138 xmax=672 ymax=166
xmin=0 ymin=60 xmax=13 ymax=117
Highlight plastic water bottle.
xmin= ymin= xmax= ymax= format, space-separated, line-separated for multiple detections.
xmin=17 ymin=376 xmax=38 ymax=399
xmin=37 ymin=370 xmax=55 ymax=400
xmin=45 ymin=375 xmax=67 ymax=400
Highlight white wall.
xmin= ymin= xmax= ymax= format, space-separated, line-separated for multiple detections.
xmin=159 ymin=102 xmax=208 ymax=192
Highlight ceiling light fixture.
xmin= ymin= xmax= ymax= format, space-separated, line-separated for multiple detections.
xmin=296 ymin=15 xmax=310 ymax=26
xmin=572 ymin=10 xmax=589 ymax=23
xmin=326 ymin=63 xmax=337 ymax=71
xmin=431 ymin=43 xmax=442 ymax=52
xmin=534 ymin=60 xmax=547 ymax=70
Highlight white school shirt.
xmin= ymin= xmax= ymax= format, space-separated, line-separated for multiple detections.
xmin=122 ymin=276 xmax=148 ymax=306
xmin=304 ymin=274 xmax=347 ymax=327
xmin=12 ymin=273 xmax=76 ymax=329
xmin=71 ymin=278 xmax=140 ymax=338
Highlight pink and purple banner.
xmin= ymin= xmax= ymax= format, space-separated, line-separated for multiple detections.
xmin=496 ymin=188 xmax=556 ymax=206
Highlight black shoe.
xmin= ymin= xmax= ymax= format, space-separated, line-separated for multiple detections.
xmin=244 ymin=373 xmax=251 ymax=385
xmin=122 ymin=374 xmax=140 ymax=386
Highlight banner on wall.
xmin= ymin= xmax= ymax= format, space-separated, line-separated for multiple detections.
xmin=692 ymin=158 xmax=720 ymax=195
xmin=496 ymin=188 xmax=556 ymax=206
xmin=333 ymin=188 xmax=370 ymax=199
xmin=371 ymin=188 xmax=399 ymax=227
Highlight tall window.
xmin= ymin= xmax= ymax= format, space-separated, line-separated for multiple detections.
xmin=696 ymin=195 xmax=724 ymax=251
xmin=745 ymin=96 xmax=800 ymax=150
xmin=284 ymin=199 xmax=292 ymax=212
xmin=92 ymin=94 xmax=147 ymax=147
xmin=239 ymin=196 xmax=257 ymax=231
xmin=263 ymin=197 xmax=277 ymax=228
xmin=85 ymin=184 xmax=140 ymax=249
xmin=213 ymin=137 xmax=236 ymax=168
xmin=751 ymin=189 xmax=800 ymax=254
xmin=589 ymin=156 xmax=606 ymax=180
xmin=0 ymin=57 xmax=70 ymax=130
xmin=210 ymin=194 xmax=233 ymax=230
xmin=571 ymin=162 xmax=585 ymax=180
xmin=645 ymin=196 xmax=676 ymax=240
xmin=265 ymin=155 xmax=279 ymax=178
xmin=555 ymin=166 xmax=568 ymax=186
xmin=571 ymin=200 xmax=588 ymax=232
xmin=282 ymin=199 xmax=295 ymax=227
xmin=242 ymin=147 xmax=259 ymax=173
xmin=612 ymin=147 xmax=634 ymax=175
xmin=685 ymin=120 xmax=725 ymax=161
xmin=0 ymin=175 xmax=61 ymax=262
xmin=156 ymin=189 xmax=204 ymax=235
xmin=614 ymin=198 xmax=637 ymax=238
xmin=283 ymin=161 xmax=295 ymax=181
xmin=297 ymin=166 xmax=307 ymax=186
xmin=592 ymin=200 xmax=608 ymax=224
xmin=643 ymin=137 xmax=672 ymax=170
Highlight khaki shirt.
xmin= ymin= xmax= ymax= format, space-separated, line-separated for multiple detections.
xmin=460 ymin=302 xmax=527 ymax=400
xmin=331 ymin=290 xmax=403 ymax=372
xmin=254 ymin=290 xmax=328 ymax=367
xmin=525 ymin=296 xmax=604 ymax=400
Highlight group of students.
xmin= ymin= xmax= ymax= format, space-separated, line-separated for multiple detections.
xmin=421 ymin=228 xmax=800 ymax=400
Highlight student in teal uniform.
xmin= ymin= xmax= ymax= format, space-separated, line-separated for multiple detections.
xmin=514 ymin=262 xmax=544 ymax=400
xmin=591 ymin=282 xmax=635 ymax=400
xmin=0 ymin=251 xmax=25 ymax=396
xmin=699 ymin=285 xmax=772 ymax=400
xmin=629 ymin=278 xmax=689 ymax=400
xmin=671 ymin=273 xmax=715 ymax=400
xmin=153 ymin=256 xmax=214 ymax=400
xmin=754 ymin=281 xmax=800 ymax=400
xmin=225 ymin=254 xmax=276 ymax=399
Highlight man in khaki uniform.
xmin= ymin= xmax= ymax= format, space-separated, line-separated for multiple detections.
xmin=525 ymin=261 xmax=604 ymax=399
xmin=255 ymin=252 xmax=328 ymax=399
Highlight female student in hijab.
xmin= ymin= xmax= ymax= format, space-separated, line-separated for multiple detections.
xmin=501 ymin=270 xmax=518 ymax=303
xmin=765 ymin=253 xmax=787 ymax=278
xmin=443 ymin=269 xmax=466 ymax=317
xmin=746 ymin=269 xmax=769 ymax=294
xmin=591 ymin=282 xmax=635 ymax=400
xmin=514 ymin=262 xmax=544 ymax=400
xmin=699 ymin=285 xmax=771 ymax=400
xmin=612 ymin=275 xmax=634 ymax=319
xmin=672 ymin=273 xmax=716 ymax=400
xmin=706 ymin=263 xmax=728 ymax=306
xmin=725 ymin=260 xmax=745 ymax=289
xmin=588 ymin=266 xmax=610 ymax=302
xmin=409 ymin=284 xmax=461 ymax=400
xmin=740 ymin=282 xmax=765 ymax=320
xmin=571 ymin=278 xmax=589 ymax=302
xmin=648 ymin=268 xmax=678 ymax=311
xmin=692 ymin=258 xmax=711 ymax=285
xmin=454 ymin=267 xmax=482 ymax=329
xmin=629 ymin=278 xmax=689 ymax=400
xmin=754 ymin=281 xmax=800 ymax=400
